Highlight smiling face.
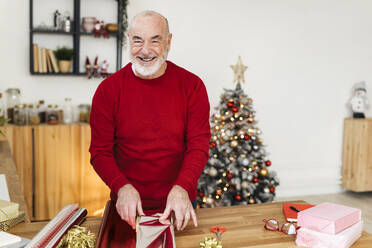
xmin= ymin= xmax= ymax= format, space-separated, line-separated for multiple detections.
xmin=128 ymin=12 xmax=172 ymax=79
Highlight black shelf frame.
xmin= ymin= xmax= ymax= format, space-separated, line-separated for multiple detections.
xmin=29 ymin=0 xmax=126 ymax=76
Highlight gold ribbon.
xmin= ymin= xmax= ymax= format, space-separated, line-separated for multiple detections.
xmin=200 ymin=236 xmax=223 ymax=248
xmin=57 ymin=225 xmax=96 ymax=248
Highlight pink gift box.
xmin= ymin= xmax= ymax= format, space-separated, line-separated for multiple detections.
xmin=296 ymin=220 xmax=363 ymax=248
xmin=297 ymin=202 xmax=361 ymax=234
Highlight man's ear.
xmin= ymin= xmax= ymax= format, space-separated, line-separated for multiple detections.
xmin=167 ymin=33 xmax=173 ymax=52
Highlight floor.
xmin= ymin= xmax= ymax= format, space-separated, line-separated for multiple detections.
xmin=277 ymin=191 xmax=372 ymax=234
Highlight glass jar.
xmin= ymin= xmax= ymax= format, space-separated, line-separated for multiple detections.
xmin=0 ymin=93 xmax=5 ymax=125
xmin=5 ymin=88 xmax=21 ymax=124
xmin=47 ymin=104 xmax=59 ymax=125
xmin=78 ymin=104 xmax=91 ymax=123
xmin=13 ymin=104 xmax=26 ymax=125
xmin=63 ymin=98 xmax=74 ymax=124
xmin=28 ymin=104 xmax=40 ymax=125
xmin=38 ymin=100 xmax=47 ymax=123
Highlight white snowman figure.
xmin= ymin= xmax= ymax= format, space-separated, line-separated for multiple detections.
xmin=349 ymin=81 xmax=369 ymax=118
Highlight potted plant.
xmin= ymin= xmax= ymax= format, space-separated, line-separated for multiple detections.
xmin=54 ymin=46 xmax=74 ymax=73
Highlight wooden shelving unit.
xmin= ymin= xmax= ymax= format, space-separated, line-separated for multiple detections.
xmin=29 ymin=0 xmax=127 ymax=76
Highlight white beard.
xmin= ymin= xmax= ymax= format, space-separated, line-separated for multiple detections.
xmin=131 ymin=47 xmax=168 ymax=77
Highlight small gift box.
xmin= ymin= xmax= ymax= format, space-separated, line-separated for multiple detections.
xmin=297 ymin=202 xmax=361 ymax=234
xmin=136 ymin=214 xmax=176 ymax=248
xmin=0 ymin=200 xmax=19 ymax=222
xmin=296 ymin=220 xmax=363 ymax=248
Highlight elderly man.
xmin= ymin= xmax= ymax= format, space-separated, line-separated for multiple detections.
xmin=89 ymin=10 xmax=211 ymax=232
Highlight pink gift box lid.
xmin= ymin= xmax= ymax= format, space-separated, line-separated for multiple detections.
xmin=297 ymin=202 xmax=361 ymax=234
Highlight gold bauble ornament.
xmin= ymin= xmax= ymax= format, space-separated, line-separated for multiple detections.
xmin=249 ymin=198 xmax=255 ymax=204
xmin=206 ymin=197 xmax=215 ymax=205
xmin=248 ymin=98 xmax=253 ymax=104
xmin=230 ymin=140 xmax=238 ymax=148
xmin=259 ymin=168 xmax=269 ymax=177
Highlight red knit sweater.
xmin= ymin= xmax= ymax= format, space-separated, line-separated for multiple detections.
xmin=89 ymin=61 xmax=211 ymax=210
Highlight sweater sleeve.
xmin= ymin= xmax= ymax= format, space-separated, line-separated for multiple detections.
xmin=174 ymin=78 xmax=211 ymax=201
xmin=89 ymin=80 xmax=130 ymax=195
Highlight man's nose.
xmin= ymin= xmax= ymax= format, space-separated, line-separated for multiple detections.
xmin=141 ymin=41 xmax=151 ymax=54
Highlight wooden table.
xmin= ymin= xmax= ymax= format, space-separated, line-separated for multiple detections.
xmin=9 ymin=201 xmax=372 ymax=247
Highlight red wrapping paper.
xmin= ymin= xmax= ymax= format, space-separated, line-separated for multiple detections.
xmin=96 ymin=201 xmax=175 ymax=248
xmin=136 ymin=214 xmax=175 ymax=248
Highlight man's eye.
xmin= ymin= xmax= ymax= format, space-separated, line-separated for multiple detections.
xmin=152 ymin=40 xmax=159 ymax=43
xmin=133 ymin=40 xmax=142 ymax=43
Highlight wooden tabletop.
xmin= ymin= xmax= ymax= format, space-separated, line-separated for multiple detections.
xmin=9 ymin=201 xmax=372 ymax=247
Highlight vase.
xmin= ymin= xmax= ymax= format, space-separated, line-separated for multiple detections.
xmin=59 ymin=60 xmax=71 ymax=73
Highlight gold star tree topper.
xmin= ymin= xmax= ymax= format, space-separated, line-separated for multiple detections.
xmin=230 ymin=56 xmax=248 ymax=89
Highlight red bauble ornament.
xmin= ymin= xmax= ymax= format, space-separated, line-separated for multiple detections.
xmin=269 ymin=186 xmax=275 ymax=193
xmin=227 ymin=172 xmax=233 ymax=180
xmin=244 ymin=134 xmax=250 ymax=140
xmin=232 ymin=107 xmax=239 ymax=113
xmin=210 ymin=142 xmax=217 ymax=148
xmin=227 ymin=102 xmax=234 ymax=108
xmin=265 ymin=160 xmax=272 ymax=166
xmin=198 ymin=192 xmax=205 ymax=197
xmin=253 ymin=177 xmax=259 ymax=183
xmin=235 ymin=195 xmax=242 ymax=201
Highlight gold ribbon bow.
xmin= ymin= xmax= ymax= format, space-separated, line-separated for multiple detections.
xmin=199 ymin=237 xmax=223 ymax=248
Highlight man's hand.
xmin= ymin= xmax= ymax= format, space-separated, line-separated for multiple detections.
xmin=159 ymin=185 xmax=197 ymax=231
xmin=116 ymin=184 xmax=145 ymax=230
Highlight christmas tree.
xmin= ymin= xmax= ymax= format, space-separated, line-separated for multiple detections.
xmin=196 ymin=57 xmax=280 ymax=208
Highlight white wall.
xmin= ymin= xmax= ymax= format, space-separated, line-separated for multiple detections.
xmin=1 ymin=0 xmax=372 ymax=197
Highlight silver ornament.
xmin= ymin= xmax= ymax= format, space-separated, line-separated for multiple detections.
xmin=241 ymin=181 xmax=250 ymax=189
xmin=208 ymin=167 xmax=218 ymax=177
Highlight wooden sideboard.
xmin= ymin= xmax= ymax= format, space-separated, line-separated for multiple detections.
xmin=0 ymin=124 xmax=110 ymax=221
xmin=342 ymin=118 xmax=372 ymax=192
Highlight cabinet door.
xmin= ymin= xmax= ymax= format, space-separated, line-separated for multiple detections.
xmin=342 ymin=119 xmax=372 ymax=191
xmin=0 ymin=125 xmax=32 ymax=221
xmin=80 ymin=124 xmax=110 ymax=216
xmin=34 ymin=125 xmax=82 ymax=220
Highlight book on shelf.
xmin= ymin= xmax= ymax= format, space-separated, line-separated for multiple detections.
xmin=41 ymin=48 xmax=47 ymax=73
xmin=46 ymin=50 xmax=52 ymax=73
xmin=32 ymin=44 xmax=39 ymax=72
xmin=47 ymin=49 xmax=59 ymax=73
xmin=37 ymin=47 xmax=42 ymax=73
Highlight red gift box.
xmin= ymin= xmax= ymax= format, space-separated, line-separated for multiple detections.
xmin=96 ymin=201 xmax=175 ymax=248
